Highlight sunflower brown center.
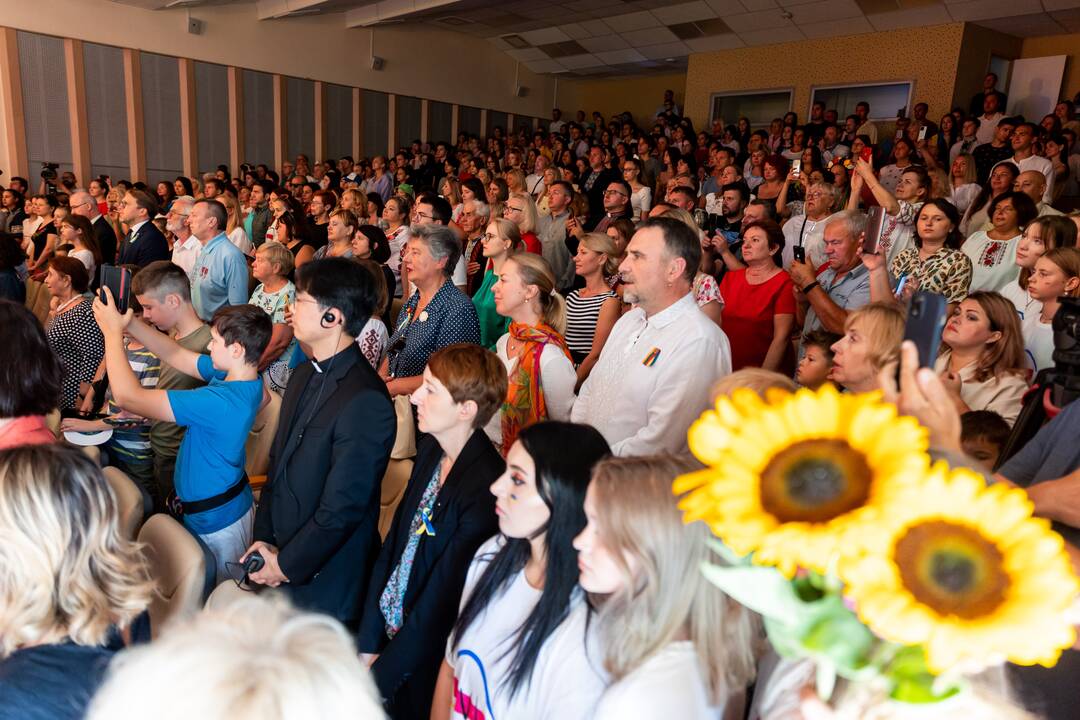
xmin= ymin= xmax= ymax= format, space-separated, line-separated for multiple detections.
xmin=894 ymin=520 xmax=1009 ymax=619
xmin=759 ymin=439 xmax=873 ymax=523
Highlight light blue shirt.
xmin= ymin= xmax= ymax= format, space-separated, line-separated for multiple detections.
xmin=191 ymin=232 xmax=249 ymax=321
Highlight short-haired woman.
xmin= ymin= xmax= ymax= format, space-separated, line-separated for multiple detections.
xmin=487 ymin=253 xmax=576 ymax=454
xmin=0 ymin=444 xmax=153 ymax=718
xmin=250 ymin=241 xmax=296 ymax=394
xmin=359 ymin=344 xmax=507 ymax=718
xmin=935 ymin=292 xmax=1028 ymax=425
xmin=313 ymin=207 xmax=356 ymax=260
xmin=576 ymin=455 xmax=758 ymax=719
xmin=381 ymin=225 xmax=481 ymax=398
xmin=962 ymin=190 xmax=1039 ymax=293
xmin=829 ymin=302 xmax=905 ymax=393
xmin=0 ymin=300 xmax=63 ymax=447
xmin=44 ymin=256 xmax=105 ymax=408
xmin=432 ymin=422 xmax=611 ymax=720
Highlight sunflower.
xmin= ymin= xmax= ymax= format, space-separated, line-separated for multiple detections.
xmin=675 ymin=384 xmax=929 ymax=576
xmin=842 ymin=463 xmax=1080 ymax=673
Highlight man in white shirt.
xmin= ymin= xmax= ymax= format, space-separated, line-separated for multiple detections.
xmin=854 ymin=102 xmax=878 ymax=144
xmin=975 ymin=94 xmax=1004 ymax=146
xmin=1013 ymin=170 xmax=1063 ymax=217
xmin=1007 ymin=123 xmax=1054 ymax=203
xmin=781 ymin=183 xmax=836 ymax=269
xmin=548 ymin=108 xmax=567 ymax=135
xmin=526 ymin=155 xmax=549 ymax=199
xmin=572 ymin=217 xmax=732 ymax=456
xmin=950 ymin=117 xmax=981 ymax=164
xmin=653 ymin=89 xmax=682 ymax=118
xmin=166 ymin=196 xmax=200 ymax=279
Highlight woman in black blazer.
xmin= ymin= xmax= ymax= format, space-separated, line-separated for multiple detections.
xmin=358 ymin=343 xmax=508 ymax=719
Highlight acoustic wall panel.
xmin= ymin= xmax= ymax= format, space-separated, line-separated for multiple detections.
xmin=140 ymin=52 xmax=183 ymax=185
xmin=83 ymin=42 xmax=130 ymax=182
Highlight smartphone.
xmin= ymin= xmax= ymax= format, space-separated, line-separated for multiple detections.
xmin=917 ymin=126 xmax=928 ymax=142
xmin=792 ymin=246 xmax=806 ymax=263
xmin=859 ymin=146 xmax=873 ymax=164
xmin=792 ymin=159 xmax=801 ymax=177
xmin=902 ymin=291 xmax=948 ymax=370
xmin=98 ymin=265 xmax=132 ymax=314
xmin=863 ymin=206 xmax=887 ymax=254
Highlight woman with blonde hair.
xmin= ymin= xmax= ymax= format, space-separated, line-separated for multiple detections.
xmin=829 ymin=302 xmax=905 ymax=393
xmin=947 ymin=152 xmax=980 ymax=216
xmin=472 ymin=217 xmax=521 ymax=349
xmin=575 ymin=454 xmax=758 ymax=719
xmin=566 ymin=232 xmax=621 ymax=388
xmin=216 ymin=193 xmax=253 ymax=255
xmin=505 ymin=168 xmax=527 ymax=196
xmin=487 ymin=252 xmax=576 ymax=454
xmin=504 ymin=191 xmax=543 ymax=254
xmin=0 ymin=444 xmax=153 ymax=718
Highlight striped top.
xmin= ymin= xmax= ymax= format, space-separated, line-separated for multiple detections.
xmin=565 ymin=288 xmax=617 ymax=364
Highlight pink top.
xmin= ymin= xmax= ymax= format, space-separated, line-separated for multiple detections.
xmin=0 ymin=416 xmax=56 ymax=450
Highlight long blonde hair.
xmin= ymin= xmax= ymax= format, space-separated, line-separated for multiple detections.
xmin=0 ymin=445 xmax=152 ymax=658
xmin=505 ymin=252 xmax=566 ymax=334
xmin=588 ymin=455 xmax=759 ymax=705
xmin=508 ymin=191 xmax=539 ymax=234
xmin=580 ymin=232 xmax=622 ymax=277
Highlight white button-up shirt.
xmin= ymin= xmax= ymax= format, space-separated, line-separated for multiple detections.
xmin=171 ymin=233 xmax=201 ymax=279
xmin=571 ymin=292 xmax=732 ymax=457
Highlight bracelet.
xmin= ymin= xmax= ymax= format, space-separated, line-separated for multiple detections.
xmin=802 ymin=281 xmax=820 ymax=295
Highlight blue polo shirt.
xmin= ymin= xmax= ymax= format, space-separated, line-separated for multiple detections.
xmin=802 ymin=263 xmax=872 ymax=335
xmin=191 ymin=232 xmax=249 ymax=322
xmin=167 ymin=355 xmax=259 ymax=534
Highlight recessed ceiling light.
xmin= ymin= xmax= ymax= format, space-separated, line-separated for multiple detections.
xmin=664 ymin=57 xmax=675 ymax=62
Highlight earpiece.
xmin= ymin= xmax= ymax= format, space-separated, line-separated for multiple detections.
xmin=321 ymin=311 xmax=337 ymax=328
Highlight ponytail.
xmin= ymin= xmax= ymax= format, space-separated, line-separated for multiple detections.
xmin=508 ymin=252 xmax=566 ymax=334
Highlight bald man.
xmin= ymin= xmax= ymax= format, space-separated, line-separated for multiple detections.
xmin=1014 ymin=170 xmax=1064 ymax=217
xmin=69 ymin=189 xmax=117 ymax=265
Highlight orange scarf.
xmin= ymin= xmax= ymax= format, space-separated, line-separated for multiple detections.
xmin=501 ymin=322 xmax=572 ymax=456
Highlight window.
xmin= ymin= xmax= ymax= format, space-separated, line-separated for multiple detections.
xmin=811 ymin=82 xmax=913 ymax=122
xmin=710 ymin=89 xmax=792 ymax=130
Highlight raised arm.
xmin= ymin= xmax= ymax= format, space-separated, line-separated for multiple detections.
xmin=853 ymin=158 xmax=899 ymax=215
xmin=123 ymin=315 xmax=204 ymax=379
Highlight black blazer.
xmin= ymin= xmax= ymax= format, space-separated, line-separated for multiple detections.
xmin=253 ymin=344 xmax=396 ymax=626
xmin=116 ymin=221 xmax=169 ymax=268
xmin=584 ymin=167 xmax=620 ymax=230
xmin=92 ymin=215 xmax=118 ymax=266
xmin=357 ymin=430 xmax=503 ymax=718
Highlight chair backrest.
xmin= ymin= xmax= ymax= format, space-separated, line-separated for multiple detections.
xmin=137 ymin=514 xmax=206 ymax=637
xmin=379 ymin=458 xmax=413 ymax=541
xmin=24 ymin=278 xmax=51 ymax=325
xmin=103 ymin=466 xmax=145 ymax=540
xmin=245 ymin=387 xmax=282 ymax=477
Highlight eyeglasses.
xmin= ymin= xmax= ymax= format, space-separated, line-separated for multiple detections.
xmin=416 ymin=211 xmax=434 ymax=221
xmin=604 ymin=189 xmax=627 ymax=197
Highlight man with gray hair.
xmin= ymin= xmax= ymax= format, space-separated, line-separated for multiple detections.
xmin=187 ymin=199 xmax=249 ymax=321
xmin=69 ymin=188 xmax=117 ymax=265
xmin=789 ymin=209 xmax=872 ymax=336
xmin=167 ymin=196 xmax=199 ymax=279
xmin=457 ymin=197 xmax=490 ymax=296
xmin=572 ymin=217 xmax=732 ymax=457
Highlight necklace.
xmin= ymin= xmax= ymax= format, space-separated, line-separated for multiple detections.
xmin=53 ymin=295 xmax=81 ymax=315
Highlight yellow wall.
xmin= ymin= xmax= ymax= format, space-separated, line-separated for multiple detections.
xmin=0 ymin=0 xmax=555 ymax=117
xmin=1021 ymin=33 xmax=1080 ymax=102
xmin=953 ymin=24 xmax=1023 ymax=111
xmin=558 ymin=72 xmax=687 ymax=130
xmin=684 ymin=23 xmax=965 ymax=130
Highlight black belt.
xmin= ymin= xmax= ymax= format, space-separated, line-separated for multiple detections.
xmin=167 ymin=475 xmax=249 ymax=518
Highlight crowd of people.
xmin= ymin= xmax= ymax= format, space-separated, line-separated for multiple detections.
xmin=2 ymin=77 xmax=1080 ymax=720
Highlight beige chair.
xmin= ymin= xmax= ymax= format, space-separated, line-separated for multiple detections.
xmin=245 ymin=386 xmax=282 ymax=478
xmin=24 ymin=277 xmax=51 ymax=325
xmin=379 ymin=458 xmax=413 ymax=540
xmin=138 ymin=514 xmax=206 ymax=637
xmin=103 ymin=466 xmax=145 ymax=540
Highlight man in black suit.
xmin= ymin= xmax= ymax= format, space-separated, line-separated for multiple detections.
xmin=69 ymin=190 xmax=117 ymax=265
xmin=581 ymin=144 xmax=620 ymax=231
xmin=246 ymin=257 xmax=396 ymax=627
xmin=116 ymin=189 xmax=169 ymax=267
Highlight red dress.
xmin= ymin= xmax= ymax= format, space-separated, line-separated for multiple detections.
xmin=521 ymin=231 xmax=542 ymax=255
xmin=719 ymin=268 xmax=797 ymax=372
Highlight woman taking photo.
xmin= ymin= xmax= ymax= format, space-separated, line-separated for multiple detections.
xmin=828 ymin=302 xmax=905 ymax=394
xmin=381 ymin=225 xmax=481 ymax=398
xmin=383 ymin=195 xmax=412 ymax=295
xmin=849 ymin=159 xmax=930 ymax=266
xmin=58 ymin=214 xmax=103 ymax=280
xmin=962 ymin=190 xmax=1039 ymax=293
xmin=359 ymin=344 xmax=507 ymax=719
xmin=313 ymin=208 xmax=356 ymax=261
xmin=0 ymin=444 xmax=153 ymax=718
xmin=719 ymin=219 xmax=796 ymax=372
xmin=999 ymin=214 xmax=1078 ymax=319
xmin=576 ymin=455 xmax=758 ymax=719
xmin=566 ymin=233 xmax=621 ymax=388
xmin=44 ymin=256 xmax=104 ymax=409
xmin=935 ymin=292 xmax=1028 ymax=424
xmin=472 ymin=218 xmax=520 ymax=349
xmin=865 ymin=198 xmax=972 ymax=310
xmin=487 ymin=253 xmax=576 ymax=455
xmin=432 ymin=422 xmax=611 ymax=720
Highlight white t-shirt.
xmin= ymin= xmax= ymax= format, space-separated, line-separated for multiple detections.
xmin=594 ymin=641 xmax=730 ymax=720
xmin=962 ymin=232 xmax=1020 ymax=293
xmin=69 ymin=248 xmax=96 ymax=279
xmin=630 ymin=186 xmax=652 ymax=220
xmin=781 ymin=214 xmax=832 ymax=269
xmin=483 ymin=334 xmax=577 ymax=447
xmin=446 ymin=536 xmax=606 ymax=720
xmin=227 ymin=226 xmax=253 ymax=256
xmin=999 ymin=280 xmax=1041 ymax=322
xmin=1023 ymin=310 xmax=1055 ymax=373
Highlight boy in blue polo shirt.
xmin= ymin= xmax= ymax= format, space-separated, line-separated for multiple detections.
xmin=93 ymin=288 xmax=271 ymax=581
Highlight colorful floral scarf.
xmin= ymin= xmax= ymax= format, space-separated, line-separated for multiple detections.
xmin=501 ymin=321 xmax=572 ymax=456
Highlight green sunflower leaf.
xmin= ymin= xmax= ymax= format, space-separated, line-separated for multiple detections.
xmin=700 ymin=562 xmax=804 ymax=624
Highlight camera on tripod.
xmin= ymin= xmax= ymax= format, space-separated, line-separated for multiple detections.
xmin=40 ymin=162 xmax=59 ymax=195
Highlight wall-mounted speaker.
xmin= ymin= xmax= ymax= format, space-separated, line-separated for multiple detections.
xmin=371 ymin=56 xmax=385 ymax=71
xmin=187 ymin=17 xmax=204 ymax=35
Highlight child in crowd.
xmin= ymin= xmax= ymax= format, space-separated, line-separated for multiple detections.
xmin=92 ymin=292 xmax=271 ymax=582
xmin=960 ymin=410 xmax=1012 ymax=472
xmin=796 ymin=330 xmax=840 ymax=389
xmin=1022 ymin=247 xmax=1080 ymax=372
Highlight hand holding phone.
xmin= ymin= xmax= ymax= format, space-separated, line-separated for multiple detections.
xmin=98 ymin=265 xmax=132 ymax=315
xmin=901 ymin=291 xmax=948 ymax=371
xmin=792 ymin=246 xmax=806 ymax=264
xmin=792 ymin=159 xmax=801 ymax=178
xmin=917 ymin=125 xmax=928 ymax=142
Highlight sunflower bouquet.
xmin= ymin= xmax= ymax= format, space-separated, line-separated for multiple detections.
xmin=675 ymin=384 xmax=1079 ymax=706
